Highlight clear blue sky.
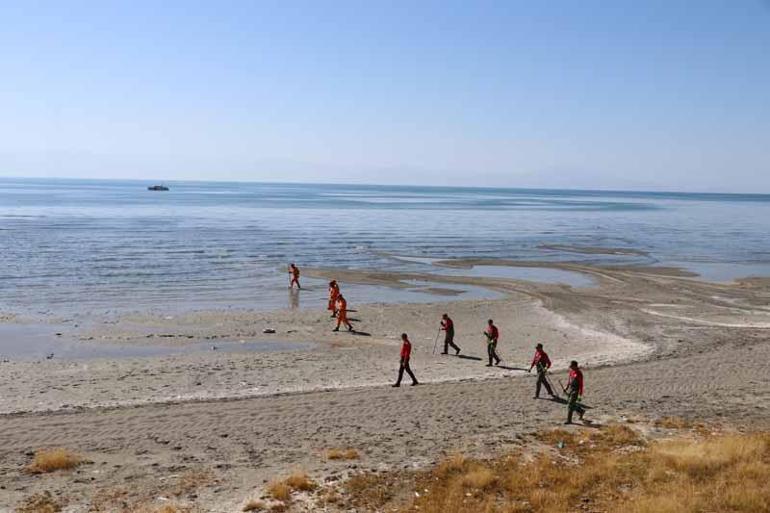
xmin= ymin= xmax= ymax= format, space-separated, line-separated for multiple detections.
xmin=1 ymin=0 xmax=768 ymax=191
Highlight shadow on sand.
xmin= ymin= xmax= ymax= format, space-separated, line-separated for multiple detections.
xmin=436 ymin=353 xmax=484 ymax=361
xmin=542 ymin=396 xmax=593 ymax=410
xmin=497 ymin=365 xmax=528 ymax=371
xmin=455 ymin=354 xmax=483 ymax=361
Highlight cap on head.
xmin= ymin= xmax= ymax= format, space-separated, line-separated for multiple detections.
xmin=488 ymin=319 xmax=494 ymax=324
xmin=442 ymin=313 xmax=448 ymax=318
xmin=401 ymin=333 xmax=408 ymax=340
xmin=570 ymin=360 xmax=578 ymax=368
xmin=536 ymin=343 xmax=543 ymax=349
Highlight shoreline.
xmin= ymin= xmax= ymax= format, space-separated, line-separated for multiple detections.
xmin=2 ymin=257 xmax=768 ymax=415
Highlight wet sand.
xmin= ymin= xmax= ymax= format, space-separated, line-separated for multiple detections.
xmin=0 ymin=260 xmax=768 ymax=511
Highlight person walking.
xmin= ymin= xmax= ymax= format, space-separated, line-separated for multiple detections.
xmin=327 ymin=280 xmax=340 ymax=318
xmin=333 ymin=294 xmax=353 ymax=332
xmin=392 ymin=333 xmax=419 ymax=387
xmin=563 ymin=360 xmax=586 ymax=424
xmin=440 ymin=313 xmax=461 ymax=355
xmin=528 ymin=343 xmax=556 ymax=399
xmin=483 ymin=319 xmax=501 ymax=367
xmin=288 ymin=263 xmax=301 ymax=289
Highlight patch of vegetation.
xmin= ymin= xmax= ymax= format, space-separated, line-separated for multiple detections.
xmin=337 ymin=425 xmax=769 ymax=513
xmin=326 ymin=448 xmax=360 ymax=460
xmin=15 ymin=491 xmax=61 ymax=513
xmin=26 ymin=448 xmax=83 ymax=474
xmin=242 ymin=499 xmax=266 ymax=511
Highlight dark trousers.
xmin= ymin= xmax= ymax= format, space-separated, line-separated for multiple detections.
xmin=487 ymin=341 xmax=501 ymax=365
xmin=443 ymin=331 xmax=460 ymax=353
xmin=395 ymin=358 xmax=418 ymax=385
xmin=535 ymin=369 xmax=554 ymax=397
xmin=567 ymin=390 xmax=585 ymax=423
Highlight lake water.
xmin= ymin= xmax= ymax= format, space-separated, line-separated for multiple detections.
xmin=0 ymin=323 xmax=315 ymax=361
xmin=1 ymin=178 xmax=769 ymax=317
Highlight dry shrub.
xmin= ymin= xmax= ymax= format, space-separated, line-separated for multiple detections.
xmin=15 ymin=491 xmax=61 ymax=513
xmin=266 ymin=481 xmax=291 ymax=501
xmin=26 ymin=448 xmax=83 ymax=474
xmin=242 ymin=499 xmax=265 ymax=511
xmin=284 ymin=470 xmax=315 ymax=491
xmin=655 ymin=416 xmax=692 ymax=429
xmin=326 ymin=448 xmax=360 ymax=460
xmin=266 ymin=469 xmax=316 ymax=500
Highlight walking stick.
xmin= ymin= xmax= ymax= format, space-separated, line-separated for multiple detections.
xmin=544 ymin=371 xmax=559 ymax=397
xmin=432 ymin=328 xmax=441 ymax=355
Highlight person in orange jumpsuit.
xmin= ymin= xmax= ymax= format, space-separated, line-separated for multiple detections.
xmin=327 ymin=280 xmax=340 ymax=318
xmin=288 ymin=263 xmax=301 ymax=289
xmin=333 ymin=294 xmax=353 ymax=332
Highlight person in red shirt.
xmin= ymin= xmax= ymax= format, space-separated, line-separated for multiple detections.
xmin=528 ymin=343 xmax=556 ymax=399
xmin=333 ymin=294 xmax=353 ymax=332
xmin=483 ymin=319 xmax=501 ymax=367
xmin=392 ymin=333 xmax=419 ymax=387
xmin=563 ymin=360 xmax=586 ymax=424
xmin=440 ymin=313 xmax=461 ymax=355
xmin=288 ymin=263 xmax=301 ymax=289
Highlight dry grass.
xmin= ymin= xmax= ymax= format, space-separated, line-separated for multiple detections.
xmin=26 ymin=448 xmax=83 ymax=474
xmin=266 ymin=469 xmax=316 ymax=501
xmin=15 ymin=491 xmax=61 ymax=513
xmin=242 ymin=499 xmax=266 ymax=511
xmin=326 ymin=448 xmax=360 ymax=460
xmin=343 ymin=471 xmax=406 ymax=510
xmin=655 ymin=416 xmax=692 ymax=429
xmin=337 ymin=425 xmax=769 ymax=513
xmin=436 ymin=452 xmax=466 ymax=476
xmin=266 ymin=481 xmax=292 ymax=502
xmin=460 ymin=466 xmax=497 ymax=490
xmin=284 ymin=470 xmax=315 ymax=491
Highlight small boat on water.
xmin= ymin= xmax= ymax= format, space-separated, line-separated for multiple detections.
xmin=147 ymin=185 xmax=169 ymax=191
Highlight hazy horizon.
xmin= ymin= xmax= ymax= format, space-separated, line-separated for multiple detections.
xmin=2 ymin=1 xmax=769 ymax=193
xmin=4 ymin=174 xmax=770 ymax=197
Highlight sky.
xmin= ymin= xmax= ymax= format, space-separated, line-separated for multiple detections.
xmin=0 ymin=0 xmax=768 ymax=192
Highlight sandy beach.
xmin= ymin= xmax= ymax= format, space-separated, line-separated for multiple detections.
xmin=1 ymin=260 xmax=769 ymax=511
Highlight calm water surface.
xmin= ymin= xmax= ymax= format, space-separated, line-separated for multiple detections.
xmin=1 ymin=178 xmax=769 ymax=316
